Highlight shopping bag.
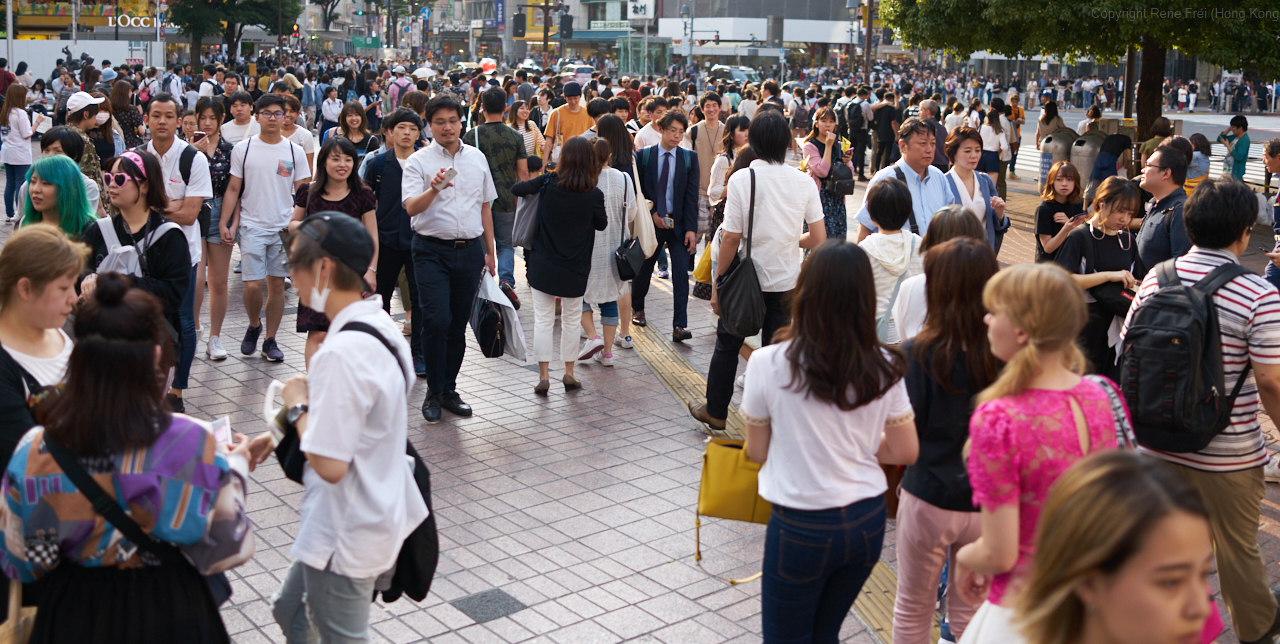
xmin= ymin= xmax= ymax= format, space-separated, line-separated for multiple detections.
xmin=513 ymin=176 xmax=549 ymax=249
xmin=499 ymin=301 xmax=528 ymax=363
xmin=692 ymin=243 xmax=712 ymax=284
xmin=470 ymin=270 xmax=508 ymax=358
xmin=695 ymin=438 xmax=770 ymax=584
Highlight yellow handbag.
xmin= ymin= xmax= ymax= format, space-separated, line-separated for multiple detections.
xmin=696 ymin=438 xmax=771 ymax=584
xmin=692 ymin=243 xmax=713 ymax=284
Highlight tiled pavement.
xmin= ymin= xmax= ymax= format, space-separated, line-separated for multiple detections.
xmin=2 ymin=153 xmax=1279 ymax=643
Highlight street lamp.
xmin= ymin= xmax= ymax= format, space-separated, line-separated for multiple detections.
xmin=847 ymin=0 xmax=858 ymax=77
xmin=680 ymin=3 xmax=690 ymax=64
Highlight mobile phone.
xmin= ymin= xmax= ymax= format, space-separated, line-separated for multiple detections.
xmin=664 ymin=216 xmax=674 ymax=228
xmin=211 ymin=416 xmax=232 ymax=444
xmin=192 ymin=131 xmax=207 ymax=144
xmin=440 ymin=167 xmax=458 ymax=186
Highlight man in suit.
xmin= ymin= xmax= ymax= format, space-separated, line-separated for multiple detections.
xmin=632 ymin=110 xmax=700 ymax=342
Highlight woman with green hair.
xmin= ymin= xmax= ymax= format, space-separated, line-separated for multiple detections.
xmin=21 ymin=155 xmax=97 ymax=239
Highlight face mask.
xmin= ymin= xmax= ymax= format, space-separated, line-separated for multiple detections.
xmin=309 ymin=270 xmax=331 ymax=312
xmin=95 ymin=112 xmax=109 ymax=126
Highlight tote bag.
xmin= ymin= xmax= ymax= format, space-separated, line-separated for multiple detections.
xmin=715 ymin=169 xmax=766 ymax=338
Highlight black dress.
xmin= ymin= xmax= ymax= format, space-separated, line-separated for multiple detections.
xmin=511 ymin=174 xmax=607 ymax=298
xmin=1053 ymin=224 xmax=1145 ymax=379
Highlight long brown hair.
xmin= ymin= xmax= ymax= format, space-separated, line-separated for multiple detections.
xmin=775 ymin=240 xmax=907 ymax=410
xmin=110 ymin=79 xmax=134 ymax=114
xmin=912 ymin=238 xmax=1001 ymax=393
xmin=0 ymin=84 xmax=27 ymax=122
xmin=555 ymin=136 xmax=599 ymax=192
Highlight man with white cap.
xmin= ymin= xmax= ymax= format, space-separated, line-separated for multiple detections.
xmin=388 ymin=65 xmax=413 ymax=109
xmin=63 ymin=91 xmax=106 ymax=188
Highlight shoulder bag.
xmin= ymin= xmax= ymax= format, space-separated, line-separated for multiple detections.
xmin=695 ymin=438 xmax=769 ymax=585
xmin=715 ymin=169 xmax=766 ymax=338
xmin=44 ymin=433 xmax=235 ymax=607
xmin=512 ymin=175 xmax=549 ymax=250
xmin=613 ymin=175 xmax=645 ymax=281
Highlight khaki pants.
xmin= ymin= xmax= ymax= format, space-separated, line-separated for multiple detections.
xmin=1173 ymin=464 xmax=1277 ymax=641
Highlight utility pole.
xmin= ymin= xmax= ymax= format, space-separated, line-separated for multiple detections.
xmin=277 ymin=0 xmax=283 ymax=54
xmin=6 ymin=0 xmax=13 ymax=68
xmin=862 ymin=0 xmax=873 ymax=82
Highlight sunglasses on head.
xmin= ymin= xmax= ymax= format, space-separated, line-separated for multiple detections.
xmin=101 ymin=172 xmax=136 ymax=187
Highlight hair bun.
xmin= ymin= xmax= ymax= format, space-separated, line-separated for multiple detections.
xmin=93 ymin=271 xmax=131 ymax=306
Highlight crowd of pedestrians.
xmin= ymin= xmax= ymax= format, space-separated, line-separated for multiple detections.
xmin=0 ymin=49 xmax=1278 ymax=644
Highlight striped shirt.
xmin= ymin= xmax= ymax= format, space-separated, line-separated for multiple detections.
xmin=1120 ymin=247 xmax=1280 ymax=472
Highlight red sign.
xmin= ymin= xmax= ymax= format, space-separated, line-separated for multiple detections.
xmin=126 ymin=58 xmax=144 ymax=64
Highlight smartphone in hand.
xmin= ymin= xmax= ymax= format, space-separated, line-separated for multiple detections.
xmin=192 ymin=131 xmax=208 ymax=144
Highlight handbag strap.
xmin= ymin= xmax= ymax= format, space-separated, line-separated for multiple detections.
xmin=744 ymin=169 xmax=756 ymax=263
xmin=44 ymin=433 xmax=189 ymax=566
xmin=1084 ymin=375 xmax=1137 ymax=449
xmin=618 ymin=173 xmax=630 ymax=246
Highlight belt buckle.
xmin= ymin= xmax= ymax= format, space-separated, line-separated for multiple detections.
xmin=453 ymin=239 xmax=467 ymax=248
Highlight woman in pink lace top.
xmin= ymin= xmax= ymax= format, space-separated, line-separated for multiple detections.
xmin=954 ymin=263 xmax=1122 ymax=643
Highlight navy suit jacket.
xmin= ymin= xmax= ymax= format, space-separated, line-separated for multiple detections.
xmin=635 ymin=144 xmax=699 ymax=237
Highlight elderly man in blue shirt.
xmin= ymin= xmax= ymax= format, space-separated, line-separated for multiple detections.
xmin=854 ymin=117 xmax=959 ymax=241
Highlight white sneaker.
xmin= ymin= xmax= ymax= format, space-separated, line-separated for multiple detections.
xmin=578 ymin=336 xmax=605 ymax=360
xmin=1266 ymin=454 xmax=1280 ymax=484
xmin=402 ymin=319 xmax=412 ymax=336
xmin=735 ymin=374 xmax=746 ymax=389
xmin=615 ymin=335 xmax=633 ymax=349
xmin=593 ymin=352 xmax=615 ymax=367
xmin=206 ymin=335 xmax=228 ymax=361
xmin=195 ymin=325 xmax=204 ymax=343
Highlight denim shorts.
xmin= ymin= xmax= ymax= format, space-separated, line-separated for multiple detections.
xmin=582 ymin=301 xmax=619 ymax=326
xmin=976 ymin=150 xmax=1001 ymax=172
xmin=205 ymin=196 xmax=228 ymax=244
xmin=239 ymin=224 xmax=288 ymax=280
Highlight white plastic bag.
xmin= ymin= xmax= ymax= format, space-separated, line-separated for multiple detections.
xmin=475 ymin=271 xmax=528 ymax=362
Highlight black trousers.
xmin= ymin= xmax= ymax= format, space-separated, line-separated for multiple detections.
xmin=374 ymin=244 xmax=423 ymax=362
xmin=706 ymin=290 xmax=792 ymax=419
xmin=411 ymin=236 xmax=485 ymax=394
xmin=632 ymin=227 xmax=690 ymax=329
xmin=851 ymin=130 xmax=868 ymax=176
xmin=873 ymin=133 xmax=896 ymax=171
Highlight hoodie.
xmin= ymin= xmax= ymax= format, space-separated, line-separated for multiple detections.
xmin=860 ymin=230 xmax=924 ymax=343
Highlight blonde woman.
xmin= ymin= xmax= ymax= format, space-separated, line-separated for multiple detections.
xmin=1013 ymin=450 xmax=1215 ymax=644
xmin=954 ymin=263 xmax=1122 ymax=643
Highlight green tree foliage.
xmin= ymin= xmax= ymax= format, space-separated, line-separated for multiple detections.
xmin=170 ymin=0 xmax=303 ymax=64
xmin=881 ymin=0 xmax=1280 ymax=137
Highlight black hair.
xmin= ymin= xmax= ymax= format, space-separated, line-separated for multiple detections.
xmin=866 ymin=177 xmax=913 ymax=231
xmin=1230 ymin=115 xmax=1249 ymax=131
xmin=194 ymin=96 xmax=224 ymax=123
xmin=381 ymin=108 xmax=423 ymax=134
xmin=748 ymin=111 xmax=790 ymax=164
xmin=609 ymin=96 xmax=631 ymax=113
xmin=424 ymin=95 xmax=463 ymax=123
xmin=146 ymin=91 xmax=181 ymax=115
xmin=254 ymin=93 xmax=286 ymax=112
xmin=40 ymin=125 xmax=86 ymax=159
xmin=1183 ymin=177 xmax=1256 ymax=249
xmin=308 ymin=137 xmax=365 ymax=209
xmin=1151 ymin=145 xmax=1188 ymax=185
xmin=656 ymin=110 xmax=688 ymax=133
xmin=203 ymin=63 xmax=216 ymax=75
xmin=480 ymin=86 xmax=507 ymax=115
xmin=595 ymin=115 xmax=633 ymax=170
xmin=699 ymin=92 xmax=721 ymax=108
xmin=586 ymin=97 xmax=611 ymax=119
xmin=226 ymin=91 xmax=254 ymax=108
xmin=107 ymin=150 xmax=169 ymax=214
xmin=526 ymin=155 xmax=543 ymax=172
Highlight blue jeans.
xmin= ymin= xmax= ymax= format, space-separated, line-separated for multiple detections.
xmin=493 ymin=210 xmax=515 ymax=286
xmin=761 ymin=496 xmax=886 ymax=644
xmin=411 ymin=235 xmax=485 ymax=394
xmin=272 ymin=559 xmax=377 ymax=644
xmin=172 ymin=264 xmax=198 ymax=390
xmin=4 ymin=164 xmax=29 ymax=219
xmin=582 ymin=300 xmax=619 ymax=326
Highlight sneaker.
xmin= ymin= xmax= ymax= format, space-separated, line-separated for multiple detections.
xmin=615 ymin=335 xmax=633 ymax=349
xmin=499 ymin=281 xmax=521 ymax=310
xmin=402 ymin=319 xmax=412 ymax=336
xmin=1266 ymin=454 xmax=1280 ymax=484
xmin=579 ymin=336 xmax=605 ymax=360
xmin=261 ymin=337 xmax=284 ymax=362
xmin=195 ymin=325 xmax=204 ymax=342
xmin=656 ymin=268 xmax=670 ymax=279
xmin=240 ymin=321 xmax=262 ymax=355
xmin=735 ymin=374 xmax=746 ymax=389
xmin=593 ymin=352 xmax=614 ymax=367
xmin=233 ymin=262 xmax=242 ymax=274
xmin=166 ymin=393 xmax=185 ymax=414
xmin=1008 ymin=173 xmax=1021 ymax=180
xmin=206 ymin=335 xmax=228 ymax=360
xmin=284 ymin=277 xmax=292 ymax=289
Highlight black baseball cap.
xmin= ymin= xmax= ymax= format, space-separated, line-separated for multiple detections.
xmin=563 ymin=81 xmax=582 ymax=97
xmin=297 ymin=213 xmax=374 ymax=276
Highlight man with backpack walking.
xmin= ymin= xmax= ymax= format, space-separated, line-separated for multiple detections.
xmin=388 ymin=66 xmax=414 ymax=112
xmin=1121 ymin=177 xmax=1280 ymax=644
xmin=847 ymin=87 xmax=872 ymax=181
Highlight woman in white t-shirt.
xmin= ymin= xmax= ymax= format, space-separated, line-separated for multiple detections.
xmin=743 ymin=240 xmax=919 ymax=643
xmin=1 ymin=84 xmax=42 ymax=222
xmin=0 ymin=225 xmax=84 ymax=467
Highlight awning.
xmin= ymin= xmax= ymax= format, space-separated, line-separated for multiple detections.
xmin=563 ymin=29 xmax=632 ymax=42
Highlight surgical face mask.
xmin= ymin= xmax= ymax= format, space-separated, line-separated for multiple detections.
xmin=95 ymin=111 xmax=109 ymax=126
xmin=308 ymin=270 xmax=331 ymax=312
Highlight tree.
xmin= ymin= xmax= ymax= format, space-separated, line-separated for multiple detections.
xmin=170 ymin=0 xmax=302 ymax=64
xmin=881 ymin=0 xmax=1280 ymax=139
xmin=170 ymin=0 xmax=230 ymax=65
xmin=313 ymin=0 xmax=341 ymax=31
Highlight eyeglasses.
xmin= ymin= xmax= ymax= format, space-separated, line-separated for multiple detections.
xmin=102 ymin=172 xmax=135 ymax=187
xmin=259 ymin=111 xmax=286 ymax=120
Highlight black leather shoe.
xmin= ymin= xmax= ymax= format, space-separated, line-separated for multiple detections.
xmin=422 ymin=392 xmax=442 ymax=424
xmin=672 ymin=327 xmax=692 ymax=343
xmin=440 ymin=390 xmax=473 ymax=417
xmin=632 ymin=311 xmax=647 ymax=327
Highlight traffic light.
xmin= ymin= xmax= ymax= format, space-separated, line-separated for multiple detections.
xmin=291 ymin=23 xmax=300 ymax=37
xmin=512 ymin=13 xmax=526 ymax=37
xmin=714 ymin=32 xmax=719 ymax=44
xmin=355 ymin=9 xmax=365 ymax=15
xmin=559 ymin=14 xmax=573 ymax=39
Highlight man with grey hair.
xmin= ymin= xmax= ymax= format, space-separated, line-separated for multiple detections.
xmin=918 ymin=99 xmax=949 ymax=172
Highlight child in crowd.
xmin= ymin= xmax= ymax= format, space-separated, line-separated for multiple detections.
xmin=859 ymin=177 xmax=923 ymax=344
xmin=1034 ymin=160 xmax=1085 ymax=263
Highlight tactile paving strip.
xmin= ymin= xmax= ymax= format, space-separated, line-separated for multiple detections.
xmin=630 ymin=282 xmax=939 ymax=644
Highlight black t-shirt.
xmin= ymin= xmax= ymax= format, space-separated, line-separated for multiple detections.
xmin=1034 ymin=200 xmax=1085 ymax=263
xmin=1053 ymin=223 xmax=1144 ymax=283
xmin=900 ymin=340 xmax=981 ymax=513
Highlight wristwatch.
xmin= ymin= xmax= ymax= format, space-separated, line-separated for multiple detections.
xmin=286 ymin=404 xmax=309 ymax=426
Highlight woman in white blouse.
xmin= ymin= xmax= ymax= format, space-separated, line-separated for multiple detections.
xmin=707 ymin=116 xmax=750 ymax=210
xmin=743 ymin=239 xmax=918 ymax=643
xmin=977 ymin=110 xmax=1010 ymax=186
xmin=943 ymin=127 xmax=1009 ymax=254
xmin=319 ymin=87 xmax=343 ymax=140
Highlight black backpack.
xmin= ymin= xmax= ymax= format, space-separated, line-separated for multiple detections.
xmin=846 ymin=99 xmax=866 ymax=133
xmin=134 ymin=144 xmax=212 ymax=236
xmin=1119 ymin=259 xmax=1252 ymax=453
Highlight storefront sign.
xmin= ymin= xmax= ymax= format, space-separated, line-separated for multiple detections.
xmin=590 ymin=20 xmax=629 ymax=29
xmin=108 ymin=12 xmax=164 ymax=28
